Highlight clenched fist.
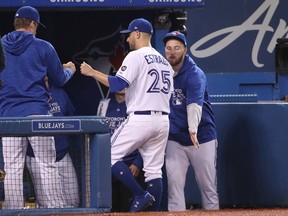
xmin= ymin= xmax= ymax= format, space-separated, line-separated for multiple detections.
xmin=80 ymin=62 xmax=95 ymax=77
xmin=63 ymin=61 xmax=76 ymax=73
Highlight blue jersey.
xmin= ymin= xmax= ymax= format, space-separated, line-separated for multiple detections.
xmin=27 ymin=85 xmax=76 ymax=161
xmin=0 ymin=31 xmax=73 ymax=117
xmin=169 ymin=54 xmax=217 ymax=146
xmin=97 ymin=95 xmax=127 ymax=135
xmin=97 ymin=94 xmax=143 ymax=168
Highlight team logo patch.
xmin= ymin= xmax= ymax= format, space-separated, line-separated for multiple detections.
xmin=121 ymin=66 xmax=127 ymax=71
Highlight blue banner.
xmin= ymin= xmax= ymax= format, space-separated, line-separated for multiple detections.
xmin=0 ymin=0 xmax=204 ymax=9
xmin=32 ymin=119 xmax=81 ymax=132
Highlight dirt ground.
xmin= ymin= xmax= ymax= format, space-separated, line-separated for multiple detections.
xmin=46 ymin=208 xmax=288 ymax=216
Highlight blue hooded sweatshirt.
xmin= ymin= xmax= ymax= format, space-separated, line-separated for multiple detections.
xmin=168 ymin=54 xmax=217 ymax=146
xmin=0 ymin=31 xmax=73 ymax=117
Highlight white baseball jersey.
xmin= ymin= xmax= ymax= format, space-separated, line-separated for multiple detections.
xmin=116 ymin=47 xmax=174 ymax=114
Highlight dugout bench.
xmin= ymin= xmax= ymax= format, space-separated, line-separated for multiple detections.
xmin=0 ymin=116 xmax=111 ymax=215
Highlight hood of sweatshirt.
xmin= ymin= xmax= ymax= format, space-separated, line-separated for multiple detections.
xmin=2 ymin=31 xmax=34 ymax=56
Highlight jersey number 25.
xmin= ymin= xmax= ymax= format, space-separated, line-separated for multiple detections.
xmin=147 ymin=69 xmax=171 ymax=94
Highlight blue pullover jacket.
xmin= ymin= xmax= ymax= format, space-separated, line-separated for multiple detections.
xmin=169 ymin=54 xmax=217 ymax=146
xmin=0 ymin=31 xmax=73 ymax=117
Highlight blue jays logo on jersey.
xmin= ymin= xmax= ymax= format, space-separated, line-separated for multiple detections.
xmin=50 ymin=102 xmax=61 ymax=114
xmin=108 ymin=116 xmax=126 ymax=135
xmin=172 ymin=88 xmax=186 ymax=105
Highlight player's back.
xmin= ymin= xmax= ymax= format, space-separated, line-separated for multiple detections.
xmin=117 ymin=47 xmax=174 ymax=114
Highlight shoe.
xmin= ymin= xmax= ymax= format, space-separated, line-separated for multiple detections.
xmin=129 ymin=191 xmax=155 ymax=212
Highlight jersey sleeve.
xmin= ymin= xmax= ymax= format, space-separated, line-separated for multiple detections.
xmin=186 ymin=68 xmax=206 ymax=106
xmin=36 ymin=40 xmax=73 ymax=87
xmin=108 ymin=76 xmax=128 ymax=93
xmin=115 ymin=51 xmax=140 ymax=85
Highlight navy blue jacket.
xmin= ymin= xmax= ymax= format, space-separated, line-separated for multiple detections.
xmin=169 ymin=54 xmax=217 ymax=146
xmin=0 ymin=31 xmax=73 ymax=117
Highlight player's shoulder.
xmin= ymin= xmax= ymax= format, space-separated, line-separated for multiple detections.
xmin=129 ymin=47 xmax=154 ymax=56
xmin=34 ymin=38 xmax=55 ymax=50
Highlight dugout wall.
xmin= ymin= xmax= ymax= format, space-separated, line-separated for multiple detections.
xmin=0 ymin=116 xmax=111 ymax=215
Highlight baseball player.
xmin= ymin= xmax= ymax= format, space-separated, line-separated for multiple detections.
xmin=80 ymin=18 xmax=174 ymax=212
xmin=163 ymin=31 xmax=219 ymax=211
xmin=26 ymin=76 xmax=80 ymax=208
xmin=97 ymin=90 xmax=127 ymax=135
xmin=97 ymin=90 xmax=145 ymax=212
xmin=0 ymin=6 xmax=75 ymax=209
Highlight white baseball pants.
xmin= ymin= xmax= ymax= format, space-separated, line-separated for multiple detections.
xmin=111 ymin=113 xmax=169 ymax=182
xmin=26 ymin=153 xmax=79 ymax=208
xmin=2 ymin=136 xmax=65 ymax=209
xmin=165 ymin=139 xmax=219 ymax=211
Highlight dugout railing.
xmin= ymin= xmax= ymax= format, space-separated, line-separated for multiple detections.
xmin=0 ymin=116 xmax=111 ymax=216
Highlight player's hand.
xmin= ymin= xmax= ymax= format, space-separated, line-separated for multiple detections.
xmin=63 ymin=61 xmax=76 ymax=73
xmin=80 ymin=62 xmax=95 ymax=77
xmin=129 ymin=164 xmax=140 ymax=177
xmin=189 ymin=131 xmax=200 ymax=149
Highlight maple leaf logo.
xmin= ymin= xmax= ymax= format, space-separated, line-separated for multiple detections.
xmin=109 ymin=43 xmax=127 ymax=75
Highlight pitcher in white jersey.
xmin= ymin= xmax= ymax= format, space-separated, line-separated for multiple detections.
xmin=80 ymin=18 xmax=174 ymax=212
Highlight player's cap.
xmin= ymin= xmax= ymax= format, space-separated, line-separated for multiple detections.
xmin=163 ymin=31 xmax=187 ymax=47
xmin=15 ymin=6 xmax=46 ymax=28
xmin=120 ymin=18 xmax=153 ymax=35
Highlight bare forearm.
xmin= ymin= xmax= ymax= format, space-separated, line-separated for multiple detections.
xmin=90 ymin=69 xmax=109 ymax=87
xmin=80 ymin=62 xmax=110 ymax=87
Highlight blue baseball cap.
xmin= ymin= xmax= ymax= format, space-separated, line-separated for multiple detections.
xmin=15 ymin=6 xmax=46 ymax=28
xmin=120 ymin=18 xmax=153 ymax=35
xmin=163 ymin=31 xmax=187 ymax=47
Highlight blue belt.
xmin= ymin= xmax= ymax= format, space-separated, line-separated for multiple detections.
xmin=133 ymin=111 xmax=168 ymax=115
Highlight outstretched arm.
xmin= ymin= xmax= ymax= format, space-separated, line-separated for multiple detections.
xmin=80 ymin=62 xmax=109 ymax=87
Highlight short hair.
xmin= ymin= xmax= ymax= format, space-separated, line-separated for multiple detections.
xmin=14 ymin=18 xmax=33 ymax=30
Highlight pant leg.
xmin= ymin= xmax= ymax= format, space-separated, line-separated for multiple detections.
xmin=57 ymin=153 xmax=80 ymax=207
xmin=189 ymin=140 xmax=219 ymax=210
xmin=165 ymin=140 xmax=190 ymax=211
xmin=25 ymin=155 xmax=40 ymax=206
xmin=2 ymin=137 xmax=27 ymax=209
xmin=28 ymin=136 xmax=65 ymax=208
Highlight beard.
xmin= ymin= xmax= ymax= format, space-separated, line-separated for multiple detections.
xmin=167 ymin=55 xmax=183 ymax=67
xmin=167 ymin=56 xmax=182 ymax=67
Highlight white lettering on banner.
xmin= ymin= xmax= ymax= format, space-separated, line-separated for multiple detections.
xmin=190 ymin=0 xmax=288 ymax=68
xmin=38 ymin=122 xmax=65 ymax=129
